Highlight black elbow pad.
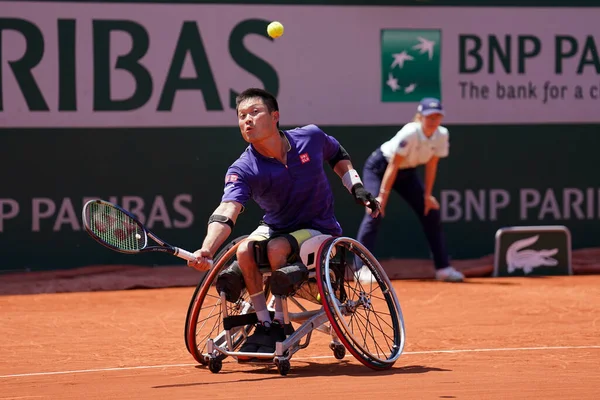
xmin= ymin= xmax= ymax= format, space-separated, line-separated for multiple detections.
xmin=328 ymin=145 xmax=351 ymax=168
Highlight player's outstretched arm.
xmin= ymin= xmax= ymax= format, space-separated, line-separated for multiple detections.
xmin=187 ymin=201 xmax=243 ymax=271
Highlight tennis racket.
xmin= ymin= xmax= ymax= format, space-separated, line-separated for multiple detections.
xmin=82 ymin=199 xmax=202 ymax=264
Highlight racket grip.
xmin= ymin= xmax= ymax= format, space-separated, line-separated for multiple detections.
xmin=174 ymin=247 xmax=213 ymax=267
xmin=174 ymin=247 xmax=197 ymax=261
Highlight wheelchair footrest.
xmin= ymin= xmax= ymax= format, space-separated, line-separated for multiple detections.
xmin=223 ymin=312 xmax=295 ymax=337
xmin=223 ymin=311 xmax=275 ymax=330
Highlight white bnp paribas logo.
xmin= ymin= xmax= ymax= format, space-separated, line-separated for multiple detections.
xmin=381 ymin=29 xmax=442 ymax=102
xmin=506 ymin=235 xmax=559 ymax=274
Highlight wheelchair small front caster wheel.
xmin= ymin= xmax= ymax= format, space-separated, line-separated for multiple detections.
xmin=208 ymin=358 xmax=222 ymax=373
xmin=275 ymin=358 xmax=291 ymax=376
xmin=330 ymin=343 xmax=346 ymax=360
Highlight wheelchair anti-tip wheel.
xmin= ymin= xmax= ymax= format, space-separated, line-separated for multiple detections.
xmin=275 ymin=358 xmax=291 ymax=376
xmin=184 ymin=235 xmax=271 ymax=365
xmin=208 ymin=357 xmax=222 ymax=373
xmin=330 ymin=342 xmax=346 ymax=360
xmin=316 ymin=236 xmax=405 ymax=370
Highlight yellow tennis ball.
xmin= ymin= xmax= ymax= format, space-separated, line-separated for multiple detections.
xmin=267 ymin=21 xmax=284 ymax=39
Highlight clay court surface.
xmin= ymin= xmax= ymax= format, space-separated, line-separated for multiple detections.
xmin=2 ymin=275 xmax=599 ymax=399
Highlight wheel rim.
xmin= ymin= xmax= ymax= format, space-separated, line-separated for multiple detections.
xmin=185 ymin=237 xmax=252 ymax=364
xmin=317 ymin=237 xmax=405 ymax=368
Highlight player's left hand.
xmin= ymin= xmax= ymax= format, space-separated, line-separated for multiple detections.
xmin=352 ymin=184 xmax=381 ymax=218
xmin=424 ymin=195 xmax=440 ymax=216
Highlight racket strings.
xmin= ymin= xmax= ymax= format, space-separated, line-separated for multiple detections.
xmin=87 ymin=203 xmax=145 ymax=251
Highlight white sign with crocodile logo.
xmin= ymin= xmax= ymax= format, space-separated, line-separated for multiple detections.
xmin=494 ymin=226 xmax=572 ymax=277
xmin=506 ymin=235 xmax=559 ymax=275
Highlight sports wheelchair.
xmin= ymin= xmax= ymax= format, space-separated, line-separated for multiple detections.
xmin=184 ymin=234 xmax=406 ymax=376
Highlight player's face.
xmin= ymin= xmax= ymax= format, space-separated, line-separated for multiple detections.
xmin=237 ymin=98 xmax=279 ymax=143
xmin=421 ymin=113 xmax=443 ymax=135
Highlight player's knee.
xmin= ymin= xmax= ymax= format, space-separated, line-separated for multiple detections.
xmin=238 ymin=239 xmax=271 ymax=270
xmin=236 ymin=240 xmax=256 ymax=270
xmin=267 ymin=237 xmax=291 ymax=269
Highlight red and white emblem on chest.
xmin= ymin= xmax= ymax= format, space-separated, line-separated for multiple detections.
xmin=299 ymin=153 xmax=310 ymax=164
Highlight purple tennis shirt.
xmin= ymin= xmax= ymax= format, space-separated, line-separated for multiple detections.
xmin=221 ymin=124 xmax=343 ymax=236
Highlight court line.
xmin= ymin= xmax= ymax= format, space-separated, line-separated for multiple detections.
xmin=1 ymin=345 xmax=599 ymax=379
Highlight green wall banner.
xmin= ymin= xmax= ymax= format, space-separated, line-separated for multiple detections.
xmin=0 ymin=125 xmax=598 ymax=272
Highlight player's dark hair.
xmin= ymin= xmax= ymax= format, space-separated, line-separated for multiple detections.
xmin=235 ymin=88 xmax=279 ymax=115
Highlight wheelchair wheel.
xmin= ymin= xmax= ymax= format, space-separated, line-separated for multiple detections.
xmin=184 ymin=235 xmax=270 ymax=365
xmin=315 ymin=236 xmax=405 ymax=370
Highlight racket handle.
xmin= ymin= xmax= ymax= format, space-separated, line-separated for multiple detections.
xmin=174 ymin=247 xmax=213 ymax=267
xmin=174 ymin=247 xmax=197 ymax=261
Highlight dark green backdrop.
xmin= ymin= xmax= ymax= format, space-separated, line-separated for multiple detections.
xmin=0 ymin=124 xmax=597 ymax=272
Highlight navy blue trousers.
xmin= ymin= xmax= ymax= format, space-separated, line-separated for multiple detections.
xmin=356 ymin=149 xmax=449 ymax=270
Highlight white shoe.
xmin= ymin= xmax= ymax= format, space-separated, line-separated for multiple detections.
xmin=435 ymin=266 xmax=465 ymax=282
xmin=355 ymin=265 xmax=376 ymax=284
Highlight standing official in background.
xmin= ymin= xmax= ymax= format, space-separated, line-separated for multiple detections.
xmin=355 ymin=98 xmax=464 ymax=282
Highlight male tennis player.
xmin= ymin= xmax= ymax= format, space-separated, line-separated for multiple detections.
xmin=188 ymin=88 xmax=379 ymax=358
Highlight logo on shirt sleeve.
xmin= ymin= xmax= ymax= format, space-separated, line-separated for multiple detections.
xmin=300 ymin=153 xmax=310 ymax=164
xmin=225 ymin=174 xmax=239 ymax=183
